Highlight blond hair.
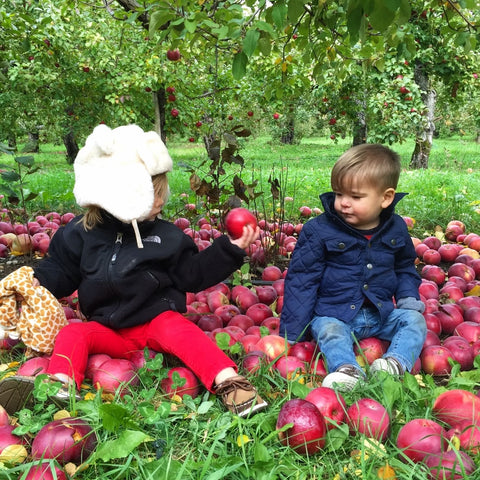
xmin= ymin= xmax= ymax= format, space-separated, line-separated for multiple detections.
xmin=80 ymin=173 xmax=170 ymax=230
xmin=331 ymin=144 xmax=401 ymax=193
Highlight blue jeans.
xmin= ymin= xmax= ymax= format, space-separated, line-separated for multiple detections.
xmin=310 ymin=307 xmax=427 ymax=374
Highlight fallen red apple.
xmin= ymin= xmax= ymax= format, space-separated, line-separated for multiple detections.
xmin=214 ymin=304 xmax=241 ymax=326
xmin=241 ymin=350 xmax=268 ymax=373
xmin=92 ymin=358 xmax=139 ymax=396
xmin=161 ymin=366 xmax=201 ymax=400
xmin=289 ymin=341 xmax=317 ymax=364
xmin=22 ymin=462 xmax=67 ymax=480
xmin=305 ymin=387 xmax=347 ymax=430
xmin=420 ymin=345 xmax=454 ymax=375
xmin=432 ymin=389 xmax=480 ymax=428
xmin=224 ymin=208 xmax=257 ymax=240
xmin=423 ymin=236 xmax=442 ymax=250
xmin=354 ymin=337 xmax=386 ymax=365
xmin=276 ymin=398 xmax=327 ymax=455
xmin=396 ymin=418 xmax=447 ymax=463
xmin=274 ymin=355 xmax=307 ymax=380
xmin=424 ymin=449 xmax=475 ymax=479
xmin=16 ymin=357 xmax=50 ymax=376
xmin=245 ymin=303 xmax=274 ymax=326
xmin=346 ymin=398 xmax=390 ymax=441
xmin=31 ymin=417 xmax=97 ymax=465
xmin=254 ymin=285 xmax=278 ymax=305
xmin=262 ymin=265 xmax=283 ymax=281
xmin=254 ymin=334 xmax=288 ymax=361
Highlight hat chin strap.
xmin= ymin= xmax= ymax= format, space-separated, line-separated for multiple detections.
xmin=131 ymin=219 xmax=144 ymax=248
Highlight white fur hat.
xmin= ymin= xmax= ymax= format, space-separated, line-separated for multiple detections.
xmin=73 ymin=124 xmax=173 ymax=224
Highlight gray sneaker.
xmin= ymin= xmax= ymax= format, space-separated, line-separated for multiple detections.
xmin=322 ymin=364 xmax=365 ymax=391
xmin=370 ymin=357 xmax=405 ymax=376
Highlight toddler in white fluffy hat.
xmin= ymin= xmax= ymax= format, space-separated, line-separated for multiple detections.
xmin=0 ymin=124 xmax=267 ymax=417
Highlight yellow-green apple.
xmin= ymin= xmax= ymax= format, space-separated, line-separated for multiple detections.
xmin=396 ymin=418 xmax=447 ymax=463
xmin=276 ymin=399 xmax=327 ymax=454
xmin=305 ymin=387 xmax=347 ymax=430
xmin=346 ymin=398 xmax=390 ymax=441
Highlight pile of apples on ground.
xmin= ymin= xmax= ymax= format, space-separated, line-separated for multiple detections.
xmin=2 ymin=209 xmax=480 ymax=477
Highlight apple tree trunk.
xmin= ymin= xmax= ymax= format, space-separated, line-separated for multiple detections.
xmin=153 ymin=89 xmax=166 ymax=144
xmin=63 ymin=130 xmax=79 ymax=164
xmin=409 ymin=62 xmax=436 ymax=169
xmin=352 ymin=94 xmax=367 ymax=146
xmin=22 ymin=132 xmax=39 ymax=153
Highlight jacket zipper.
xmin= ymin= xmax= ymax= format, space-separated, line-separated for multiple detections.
xmin=111 ymin=232 xmax=123 ymax=263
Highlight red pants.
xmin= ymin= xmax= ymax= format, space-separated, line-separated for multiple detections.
xmin=46 ymin=311 xmax=237 ymax=391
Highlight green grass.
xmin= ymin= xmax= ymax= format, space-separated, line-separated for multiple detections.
xmin=2 ymin=135 xmax=479 ymax=237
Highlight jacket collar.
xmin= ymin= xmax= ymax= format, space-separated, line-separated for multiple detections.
xmin=319 ymin=191 xmax=407 ymax=232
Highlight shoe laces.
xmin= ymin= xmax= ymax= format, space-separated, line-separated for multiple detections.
xmin=214 ymin=376 xmax=254 ymax=398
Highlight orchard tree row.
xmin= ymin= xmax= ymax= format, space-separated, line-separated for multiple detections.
xmin=0 ymin=0 xmax=479 ymax=167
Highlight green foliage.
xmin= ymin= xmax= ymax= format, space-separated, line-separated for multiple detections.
xmin=0 ymin=142 xmax=39 ymax=222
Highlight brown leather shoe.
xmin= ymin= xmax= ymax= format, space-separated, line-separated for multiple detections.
xmin=214 ymin=375 xmax=268 ymax=417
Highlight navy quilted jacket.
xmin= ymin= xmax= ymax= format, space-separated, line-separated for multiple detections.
xmin=279 ymin=191 xmax=421 ymax=342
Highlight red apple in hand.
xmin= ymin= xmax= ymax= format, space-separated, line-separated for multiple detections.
xmin=224 ymin=208 xmax=257 ymax=239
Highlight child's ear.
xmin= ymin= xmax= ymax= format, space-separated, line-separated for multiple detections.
xmin=381 ymin=188 xmax=395 ymax=208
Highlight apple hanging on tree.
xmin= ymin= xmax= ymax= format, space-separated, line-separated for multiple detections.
xmin=166 ymin=49 xmax=181 ymax=61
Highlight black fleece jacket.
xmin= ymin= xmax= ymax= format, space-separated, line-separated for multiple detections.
xmin=34 ymin=212 xmax=246 ymax=329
